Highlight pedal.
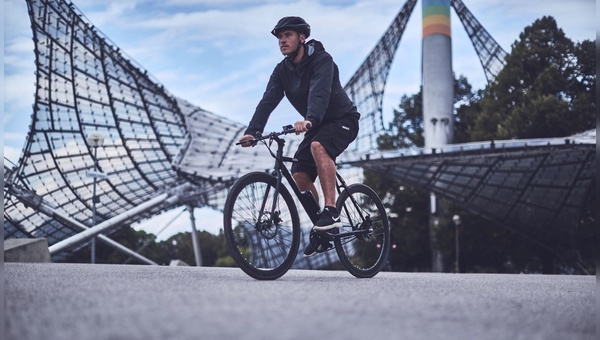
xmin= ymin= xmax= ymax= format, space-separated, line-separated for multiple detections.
xmin=309 ymin=229 xmax=334 ymax=253
xmin=318 ymin=242 xmax=334 ymax=253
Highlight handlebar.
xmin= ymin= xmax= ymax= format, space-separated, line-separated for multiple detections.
xmin=236 ymin=123 xmax=311 ymax=146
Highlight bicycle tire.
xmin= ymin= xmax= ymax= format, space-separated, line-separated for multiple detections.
xmin=223 ymin=172 xmax=300 ymax=280
xmin=334 ymin=183 xmax=390 ymax=278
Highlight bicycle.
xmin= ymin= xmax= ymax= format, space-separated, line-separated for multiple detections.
xmin=223 ymin=125 xmax=390 ymax=280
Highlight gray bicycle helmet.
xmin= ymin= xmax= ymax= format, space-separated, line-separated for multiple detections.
xmin=271 ymin=16 xmax=311 ymax=38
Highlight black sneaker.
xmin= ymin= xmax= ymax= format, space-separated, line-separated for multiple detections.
xmin=313 ymin=206 xmax=342 ymax=231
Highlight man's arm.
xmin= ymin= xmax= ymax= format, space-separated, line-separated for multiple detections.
xmin=305 ymin=53 xmax=335 ymax=127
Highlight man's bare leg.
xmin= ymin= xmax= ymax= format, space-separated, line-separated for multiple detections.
xmin=292 ymin=172 xmax=319 ymax=203
xmin=310 ymin=141 xmax=336 ymax=208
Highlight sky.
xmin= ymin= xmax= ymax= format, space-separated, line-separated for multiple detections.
xmin=3 ymin=0 xmax=596 ymax=239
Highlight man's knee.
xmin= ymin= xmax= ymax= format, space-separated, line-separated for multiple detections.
xmin=310 ymin=141 xmax=324 ymax=154
xmin=311 ymin=141 xmax=330 ymax=160
xmin=311 ymin=141 xmax=332 ymax=163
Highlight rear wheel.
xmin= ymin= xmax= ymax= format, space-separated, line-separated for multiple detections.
xmin=223 ymin=172 xmax=300 ymax=280
xmin=334 ymin=184 xmax=390 ymax=278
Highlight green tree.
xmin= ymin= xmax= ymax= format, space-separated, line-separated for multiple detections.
xmin=377 ymin=88 xmax=424 ymax=149
xmin=64 ymin=227 xmax=234 ymax=267
xmin=453 ymin=78 xmax=483 ymax=143
xmin=472 ymin=16 xmax=595 ymax=140
xmin=158 ymin=230 xmax=228 ymax=266
xmin=64 ymin=227 xmax=169 ymax=265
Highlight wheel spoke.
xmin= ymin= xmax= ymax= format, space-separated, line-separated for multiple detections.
xmin=335 ymin=184 xmax=390 ymax=278
xmin=223 ymin=173 xmax=300 ymax=280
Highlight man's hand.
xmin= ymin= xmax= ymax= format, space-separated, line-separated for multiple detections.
xmin=293 ymin=120 xmax=312 ymax=134
xmin=239 ymin=134 xmax=256 ymax=147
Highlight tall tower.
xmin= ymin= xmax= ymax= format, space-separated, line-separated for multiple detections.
xmin=422 ymin=0 xmax=453 ymax=272
xmin=422 ymin=0 xmax=453 ymax=148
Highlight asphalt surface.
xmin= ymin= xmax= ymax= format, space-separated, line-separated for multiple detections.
xmin=4 ymin=263 xmax=595 ymax=340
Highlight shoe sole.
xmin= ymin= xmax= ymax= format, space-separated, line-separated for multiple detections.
xmin=312 ymin=221 xmax=342 ymax=231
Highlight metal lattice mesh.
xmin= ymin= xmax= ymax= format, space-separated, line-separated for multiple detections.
xmin=343 ymin=0 xmax=418 ymax=152
xmin=451 ymin=0 xmax=508 ymax=83
xmin=172 ymin=99 xmax=305 ymax=183
xmin=345 ymin=133 xmax=595 ymax=250
xmin=4 ymin=0 xmax=240 ymax=247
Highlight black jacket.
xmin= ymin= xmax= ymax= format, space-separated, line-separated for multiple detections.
xmin=244 ymin=40 xmax=360 ymax=136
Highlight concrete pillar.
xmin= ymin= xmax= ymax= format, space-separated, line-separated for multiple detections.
xmin=188 ymin=205 xmax=203 ymax=266
xmin=422 ymin=0 xmax=454 ymax=148
xmin=423 ymin=0 xmax=453 ymax=272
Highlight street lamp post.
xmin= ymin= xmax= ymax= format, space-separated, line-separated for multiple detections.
xmin=87 ymin=132 xmax=105 ymax=264
xmin=452 ymin=214 xmax=461 ymax=273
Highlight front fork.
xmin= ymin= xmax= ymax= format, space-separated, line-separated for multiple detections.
xmin=256 ymin=139 xmax=286 ymax=233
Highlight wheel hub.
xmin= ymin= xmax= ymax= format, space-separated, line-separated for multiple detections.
xmin=255 ymin=211 xmax=281 ymax=239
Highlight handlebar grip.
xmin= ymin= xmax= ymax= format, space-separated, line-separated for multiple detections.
xmin=306 ymin=122 xmax=312 ymax=130
xmin=237 ymin=137 xmax=257 ymax=146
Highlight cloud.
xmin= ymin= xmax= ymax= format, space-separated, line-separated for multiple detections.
xmin=4 ymin=146 xmax=24 ymax=166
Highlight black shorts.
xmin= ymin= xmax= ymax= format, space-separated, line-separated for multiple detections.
xmin=291 ymin=115 xmax=359 ymax=182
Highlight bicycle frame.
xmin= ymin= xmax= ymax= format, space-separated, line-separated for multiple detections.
xmin=260 ymin=133 xmax=371 ymax=240
xmin=227 ymin=126 xmax=390 ymax=279
xmin=265 ymin=135 xmax=320 ymax=224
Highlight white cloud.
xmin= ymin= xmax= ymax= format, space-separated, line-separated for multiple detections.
xmin=4 ymin=146 xmax=24 ymax=166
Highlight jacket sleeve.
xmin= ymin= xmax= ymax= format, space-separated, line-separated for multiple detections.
xmin=305 ymin=53 xmax=334 ymax=127
xmin=244 ymin=66 xmax=285 ymax=136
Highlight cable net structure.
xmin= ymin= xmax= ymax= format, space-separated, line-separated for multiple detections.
xmin=2 ymin=0 xmax=308 ymax=262
xmin=344 ymin=0 xmax=418 ymax=152
xmin=4 ymin=0 xmax=246 ymax=253
xmin=10 ymin=0 xmax=591 ymax=270
xmin=345 ymin=131 xmax=595 ymax=272
xmin=342 ymin=0 xmax=509 ymax=151
xmin=451 ymin=0 xmax=508 ymax=83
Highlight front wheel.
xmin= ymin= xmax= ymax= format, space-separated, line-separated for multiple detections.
xmin=334 ymin=184 xmax=390 ymax=278
xmin=223 ymin=172 xmax=300 ymax=280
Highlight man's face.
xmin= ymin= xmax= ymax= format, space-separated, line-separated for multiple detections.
xmin=277 ymin=30 xmax=304 ymax=56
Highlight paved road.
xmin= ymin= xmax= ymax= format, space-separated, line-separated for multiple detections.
xmin=4 ymin=263 xmax=595 ymax=340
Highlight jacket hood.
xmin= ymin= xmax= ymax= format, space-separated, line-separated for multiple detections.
xmin=284 ymin=39 xmax=324 ymax=70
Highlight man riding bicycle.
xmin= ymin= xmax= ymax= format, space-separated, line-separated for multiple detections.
xmin=239 ymin=16 xmax=360 ymax=257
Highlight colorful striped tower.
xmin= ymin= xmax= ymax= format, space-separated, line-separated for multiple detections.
xmin=422 ymin=0 xmax=453 ymax=148
xmin=422 ymin=0 xmax=453 ymax=272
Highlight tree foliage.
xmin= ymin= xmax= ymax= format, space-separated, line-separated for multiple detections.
xmin=65 ymin=226 xmax=235 ymax=267
xmin=377 ymin=88 xmax=424 ymax=149
xmin=472 ymin=16 xmax=595 ymax=140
